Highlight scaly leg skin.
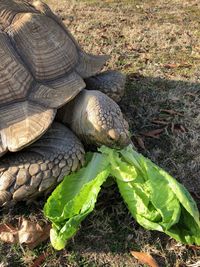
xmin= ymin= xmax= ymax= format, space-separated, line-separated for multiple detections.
xmin=0 ymin=122 xmax=85 ymax=207
xmin=84 ymin=70 xmax=126 ymax=102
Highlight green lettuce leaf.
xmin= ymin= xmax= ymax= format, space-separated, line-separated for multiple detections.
xmin=108 ymin=145 xmax=200 ymax=245
xmin=99 ymin=146 xmax=139 ymax=182
xmin=44 ymin=153 xmax=110 ymax=250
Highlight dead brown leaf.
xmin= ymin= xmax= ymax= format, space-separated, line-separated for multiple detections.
xmin=18 ymin=219 xmax=44 ymax=244
xmin=30 ymin=252 xmax=48 ymax=267
xmin=141 ymin=128 xmax=165 ymax=139
xmin=163 ymin=63 xmax=192 ymax=69
xmin=135 ymin=136 xmax=146 ymax=150
xmin=160 ymin=109 xmax=184 ymax=116
xmin=0 ymin=223 xmax=18 ymax=243
xmin=163 ymin=63 xmax=177 ymax=69
xmin=130 ymin=251 xmax=159 ymax=267
xmin=171 ymin=123 xmax=187 ymax=134
xmin=0 ymin=223 xmax=16 ymax=232
xmin=184 ymin=92 xmax=197 ymax=97
xmin=28 ymin=224 xmax=51 ymax=250
xmin=151 ymin=119 xmax=169 ymax=125
xmin=178 ymin=63 xmax=193 ymax=68
xmin=0 ymin=218 xmax=50 ymax=249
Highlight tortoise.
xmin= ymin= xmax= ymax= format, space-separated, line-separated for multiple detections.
xmin=0 ymin=0 xmax=130 ymax=206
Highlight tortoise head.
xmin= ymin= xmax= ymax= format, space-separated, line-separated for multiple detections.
xmin=74 ymin=90 xmax=131 ymax=149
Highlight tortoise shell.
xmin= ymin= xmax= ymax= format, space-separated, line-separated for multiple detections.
xmin=0 ymin=0 xmax=108 ymax=157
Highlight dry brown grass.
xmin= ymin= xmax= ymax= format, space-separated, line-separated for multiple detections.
xmin=0 ymin=0 xmax=200 ymax=266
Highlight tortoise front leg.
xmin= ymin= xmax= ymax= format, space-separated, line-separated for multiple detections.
xmin=84 ymin=70 xmax=126 ymax=102
xmin=0 ymin=122 xmax=85 ymax=206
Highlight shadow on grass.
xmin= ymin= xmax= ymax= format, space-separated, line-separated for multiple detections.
xmin=121 ymin=74 xmax=200 ymax=197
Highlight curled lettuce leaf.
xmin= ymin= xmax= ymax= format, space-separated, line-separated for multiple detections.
xmin=110 ymin=145 xmax=200 ymax=244
xmin=44 ymin=153 xmax=110 ymax=250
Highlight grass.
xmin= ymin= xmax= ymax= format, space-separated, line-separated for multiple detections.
xmin=1 ymin=0 xmax=200 ymax=266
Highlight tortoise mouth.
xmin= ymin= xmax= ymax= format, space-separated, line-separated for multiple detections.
xmin=94 ymin=132 xmax=131 ymax=149
xmin=110 ymin=138 xmax=131 ymax=149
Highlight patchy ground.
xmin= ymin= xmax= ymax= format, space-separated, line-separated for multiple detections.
xmin=1 ymin=0 xmax=200 ymax=266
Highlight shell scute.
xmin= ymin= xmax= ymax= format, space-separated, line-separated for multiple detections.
xmin=0 ymin=31 xmax=33 ymax=105
xmin=7 ymin=12 xmax=79 ymax=81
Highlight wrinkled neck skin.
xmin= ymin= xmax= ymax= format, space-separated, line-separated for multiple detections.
xmin=57 ymin=90 xmax=94 ymax=145
xmin=70 ymin=93 xmax=93 ymax=144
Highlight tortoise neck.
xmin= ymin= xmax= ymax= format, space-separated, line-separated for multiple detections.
xmin=56 ymin=90 xmax=89 ymax=141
